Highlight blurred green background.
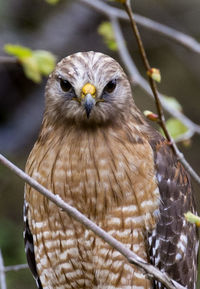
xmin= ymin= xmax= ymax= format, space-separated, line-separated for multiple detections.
xmin=0 ymin=0 xmax=200 ymax=288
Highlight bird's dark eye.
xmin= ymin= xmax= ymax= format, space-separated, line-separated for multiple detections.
xmin=59 ymin=78 xmax=72 ymax=92
xmin=104 ymin=79 xmax=117 ymax=93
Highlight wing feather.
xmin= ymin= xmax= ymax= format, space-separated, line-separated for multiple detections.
xmin=23 ymin=201 xmax=43 ymax=289
xmin=148 ymin=135 xmax=198 ymax=289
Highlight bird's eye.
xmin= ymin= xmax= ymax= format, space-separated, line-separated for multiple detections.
xmin=59 ymin=78 xmax=72 ymax=92
xmin=104 ymin=79 xmax=117 ymax=93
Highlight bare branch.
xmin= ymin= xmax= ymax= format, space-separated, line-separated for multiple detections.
xmin=3 ymin=264 xmax=29 ymax=273
xmin=111 ymin=16 xmax=200 ymax=186
xmin=110 ymin=16 xmax=200 ymax=134
xmin=0 ymin=56 xmax=17 ymax=64
xmin=0 ymin=153 xmax=185 ymax=289
xmin=122 ymin=0 xmax=200 ymax=186
xmin=79 ymin=0 xmax=200 ymax=54
xmin=172 ymin=143 xmax=200 ymax=185
xmin=0 ymin=250 xmax=7 ymax=289
xmin=123 ymin=0 xmax=175 ymax=153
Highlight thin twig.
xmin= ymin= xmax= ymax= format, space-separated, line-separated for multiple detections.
xmin=0 ymin=250 xmax=7 ymax=289
xmin=110 ymin=16 xmax=199 ymax=132
xmin=79 ymin=0 xmax=200 ymax=54
xmin=123 ymin=0 xmax=175 ymax=153
xmin=122 ymin=0 xmax=200 ymax=185
xmin=172 ymin=143 xmax=200 ymax=184
xmin=111 ymin=16 xmax=200 ymax=185
xmin=0 ymin=56 xmax=17 ymax=64
xmin=0 ymin=153 xmax=185 ymax=289
xmin=3 ymin=264 xmax=29 ymax=273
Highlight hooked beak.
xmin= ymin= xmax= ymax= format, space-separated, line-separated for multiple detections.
xmin=84 ymin=94 xmax=96 ymax=118
xmin=81 ymin=83 xmax=96 ymax=118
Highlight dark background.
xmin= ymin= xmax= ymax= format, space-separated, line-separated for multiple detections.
xmin=0 ymin=0 xmax=200 ymax=288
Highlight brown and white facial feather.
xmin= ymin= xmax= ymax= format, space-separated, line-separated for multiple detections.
xmin=44 ymin=51 xmax=133 ymax=125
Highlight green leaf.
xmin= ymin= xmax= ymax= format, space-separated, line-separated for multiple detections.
xmin=185 ymin=212 xmax=200 ymax=226
xmin=33 ymin=50 xmax=56 ymax=76
xmin=107 ymin=40 xmax=118 ymax=51
xmin=45 ymin=0 xmax=60 ymax=4
xmin=98 ymin=21 xmax=117 ymax=51
xmin=4 ymin=44 xmax=32 ymax=58
xmin=22 ymin=57 xmax=41 ymax=83
xmin=163 ymin=96 xmax=182 ymax=112
xmin=160 ymin=118 xmax=188 ymax=140
xmin=4 ymin=44 xmax=56 ymax=83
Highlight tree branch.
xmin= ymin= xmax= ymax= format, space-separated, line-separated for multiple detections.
xmin=0 ymin=56 xmax=17 ymax=64
xmin=0 ymin=153 xmax=185 ymax=289
xmin=110 ymin=16 xmax=200 ymax=135
xmin=0 ymin=250 xmax=7 ymax=289
xmin=123 ymin=0 xmax=175 ymax=152
xmin=123 ymin=0 xmax=200 ymax=185
xmin=3 ymin=264 xmax=29 ymax=273
xmin=79 ymin=0 xmax=200 ymax=54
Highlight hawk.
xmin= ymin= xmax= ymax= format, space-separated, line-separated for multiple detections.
xmin=24 ymin=51 xmax=198 ymax=289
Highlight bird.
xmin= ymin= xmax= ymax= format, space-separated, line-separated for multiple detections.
xmin=24 ymin=51 xmax=198 ymax=289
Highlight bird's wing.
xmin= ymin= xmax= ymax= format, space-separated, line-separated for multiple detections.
xmin=23 ymin=201 xmax=43 ymax=289
xmin=148 ymin=136 xmax=198 ymax=289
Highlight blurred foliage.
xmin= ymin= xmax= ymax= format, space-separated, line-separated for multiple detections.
xmin=160 ymin=117 xmax=188 ymax=140
xmin=6 ymin=269 xmax=34 ymax=289
xmin=45 ymin=0 xmax=60 ymax=4
xmin=4 ymin=44 xmax=56 ymax=83
xmin=0 ymin=219 xmax=25 ymax=265
xmin=185 ymin=211 xmax=200 ymax=227
xmin=163 ymin=96 xmax=182 ymax=112
xmin=114 ymin=0 xmax=126 ymax=3
xmin=4 ymin=45 xmax=32 ymax=58
xmin=160 ymin=96 xmax=189 ymax=141
xmin=0 ymin=158 xmax=35 ymax=288
xmin=98 ymin=21 xmax=118 ymax=51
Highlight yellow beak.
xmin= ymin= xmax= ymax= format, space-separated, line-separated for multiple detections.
xmin=81 ymin=83 xmax=96 ymax=99
xmin=81 ymin=83 xmax=96 ymax=118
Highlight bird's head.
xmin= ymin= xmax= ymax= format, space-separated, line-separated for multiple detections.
xmin=45 ymin=51 xmax=134 ymax=126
